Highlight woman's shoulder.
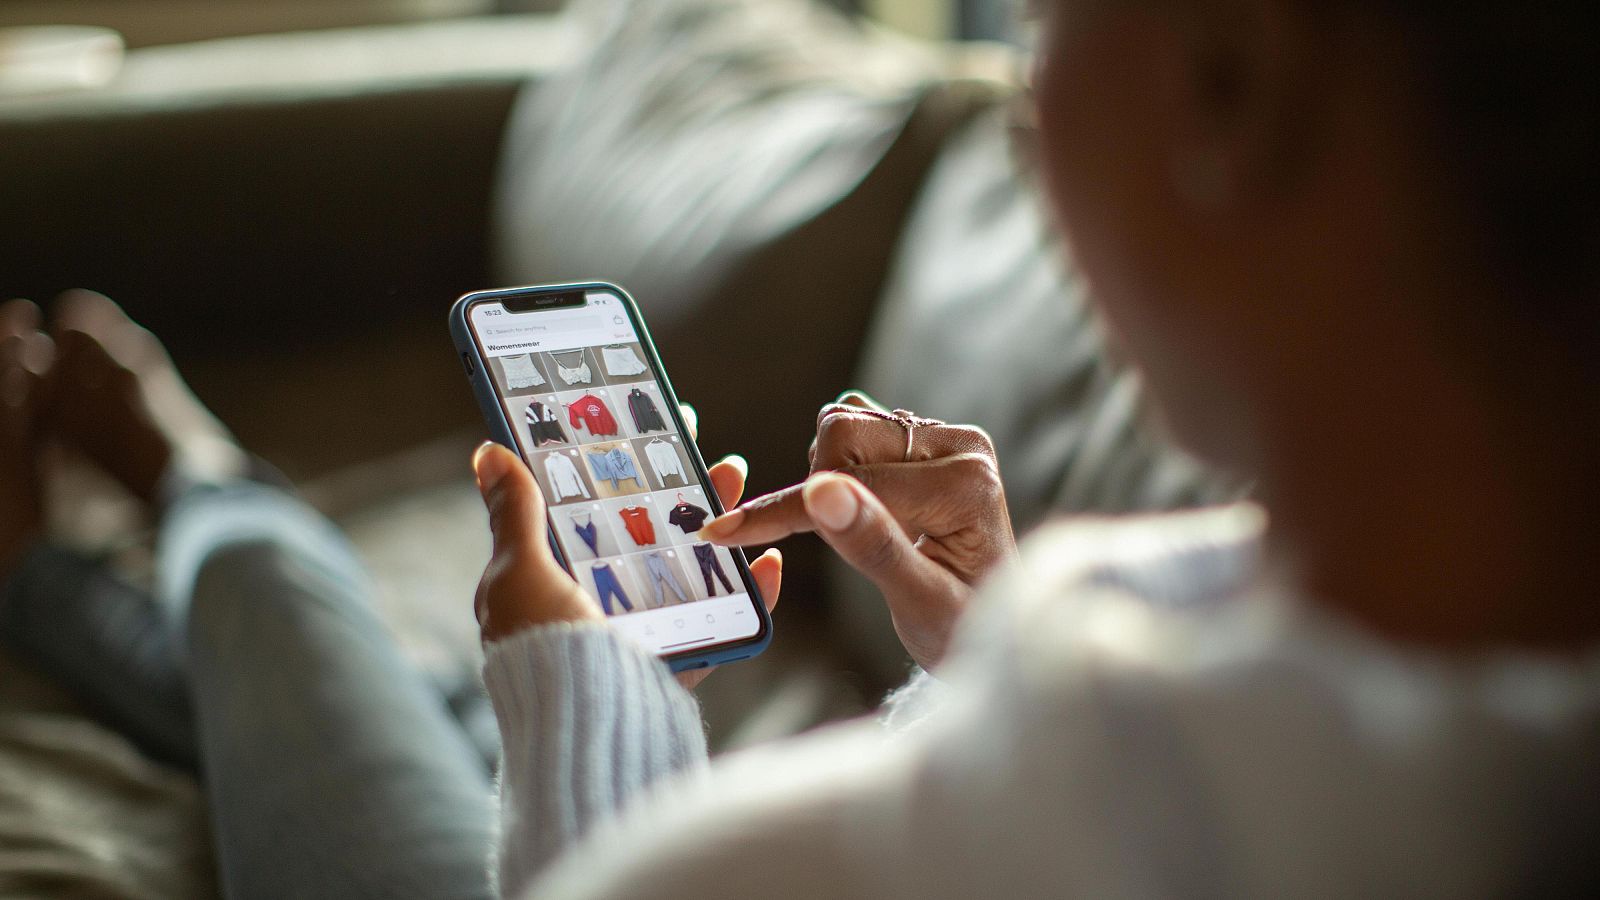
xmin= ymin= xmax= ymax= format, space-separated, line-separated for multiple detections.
xmin=922 ymin=504 xmax=1600 ymax=895
xmin=942 ymin=503 xmax=1271 ymax=677
xmin=1017 ymin=503 xmax=1268 ymax=610
xmin=944 ymin=501 xmax=1600 ymax=772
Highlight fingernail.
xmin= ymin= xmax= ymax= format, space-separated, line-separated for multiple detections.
xmin=718 ymin=453 xmax=748 ymax=477
xmin=803 ymin=474 xmax=858 ymax=531
xmin=473 ymin=443 xmax=511 ymax=493
xmin=701 ymin=507 xmax=744 ymax=538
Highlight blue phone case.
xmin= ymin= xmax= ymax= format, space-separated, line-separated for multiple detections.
xmin=449 ymin=281 xmax=772 ymax=672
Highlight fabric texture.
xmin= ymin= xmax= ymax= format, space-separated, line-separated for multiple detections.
xmin=1 ymin=543 xmax=197 ymax=769
xmin=493 ymin=0 xmax=941 ymax=326
xmin=483 ymin=504 xmax=1600 ymax=899
xmin=482 ymin=623 xmax=707 ymax=894
xmin=159 ymin=484 xmax=497 ymax=899
xmin=0 ymin=643 xmax=217 ymax=900
xmin=2 ymin=483 xmax=499 ymax=899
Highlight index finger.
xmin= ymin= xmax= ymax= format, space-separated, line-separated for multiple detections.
xmin=699 ymin=482 xmax=812 ymax=545
xmin=703 ymin=456 xmax=999 ymax=547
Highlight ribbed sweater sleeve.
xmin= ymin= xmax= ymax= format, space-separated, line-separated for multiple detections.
xmin=481 ymin=622 xmax=708 ymax=897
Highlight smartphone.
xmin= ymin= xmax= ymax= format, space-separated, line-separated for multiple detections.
xmin=449 ymin=282 xmax=771 ymax=671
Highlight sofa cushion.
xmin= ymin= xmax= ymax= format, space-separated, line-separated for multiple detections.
xmin=0 ymin=650 xmax=215 ymax=899
xmin=493 ymin=0 xmax=942 ymax=325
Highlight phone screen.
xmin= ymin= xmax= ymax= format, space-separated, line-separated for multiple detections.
xmin=464 ymin=288 xmax=765 ymax=657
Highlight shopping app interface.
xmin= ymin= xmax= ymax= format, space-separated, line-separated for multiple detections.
xmin=469 ymin=291 xmax=761 ymax=655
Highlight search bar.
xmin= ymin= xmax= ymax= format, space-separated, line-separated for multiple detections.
xmin=482 ymin=313 xmax=603 ymax=340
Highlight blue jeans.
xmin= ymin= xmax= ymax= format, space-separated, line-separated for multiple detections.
xmin=0 ymin=483 xmax=494 ymax=899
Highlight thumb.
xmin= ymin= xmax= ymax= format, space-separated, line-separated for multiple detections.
xmin=474 ymin=442 xmax=551 ymax=560
xmin=472 ymin=442 xmax=592 ymax=639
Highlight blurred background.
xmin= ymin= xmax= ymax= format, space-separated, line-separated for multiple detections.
xmin=0 ymin=0 xmax=1024 ymax=48
xmin=0 ymin=1 xmax=1222 ymax=895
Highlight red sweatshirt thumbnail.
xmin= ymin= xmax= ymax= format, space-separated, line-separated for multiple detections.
xmin=568 ymin=394 xmax=619 ymax=437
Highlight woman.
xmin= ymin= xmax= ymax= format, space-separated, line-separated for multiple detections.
xmin=470 ymin=0 xmax=1600 ymax=895
xmin=4 ymin=0 xmax=1596 ymax=897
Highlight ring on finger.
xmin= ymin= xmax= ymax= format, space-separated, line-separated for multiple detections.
xmin=892 ymin=409 xmax=945 ymax=462
xmin=828 ymin=405 xmax=946 ymax=462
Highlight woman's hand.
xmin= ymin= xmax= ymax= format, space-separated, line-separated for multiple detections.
xmin=700 ymin=392 xmax=1015 ymax=670
xmin=472 ymin=404 xmax=781 ymax=690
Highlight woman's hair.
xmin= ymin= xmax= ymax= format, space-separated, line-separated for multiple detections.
xmin=1346 ymin=1 xmax=1599 ymax=349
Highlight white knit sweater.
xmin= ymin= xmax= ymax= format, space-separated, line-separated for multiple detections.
xmin=483 ymin=504 xmax=1600 ymax=898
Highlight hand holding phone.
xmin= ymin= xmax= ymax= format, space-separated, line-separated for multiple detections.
xmin=450 ymin=283 xmax=774 ymax=672
xmin=469 ymin=442 xmax=602 ymax=634
xmin=467 ymin=438 xmax=781 ymax=689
